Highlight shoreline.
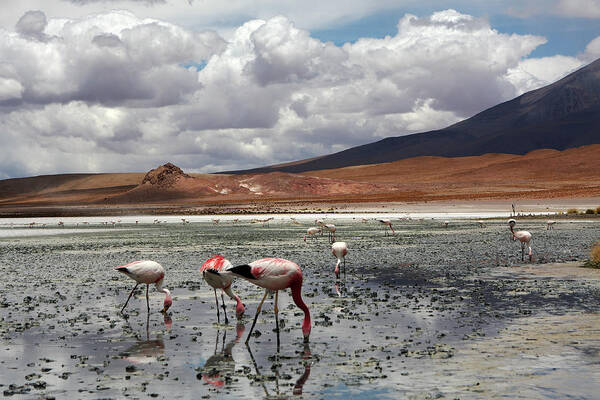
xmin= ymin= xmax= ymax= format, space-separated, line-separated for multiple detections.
xmin=0 ymin=197 xmax=599 ymax=219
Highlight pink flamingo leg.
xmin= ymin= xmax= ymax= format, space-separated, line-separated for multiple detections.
xmin=121 ymin=283 xmax=140 ymax=313
xmin=274 ymin=290 xmax=280 ymax=351
xmin=214 ymin=289 xmax=221 ymax=324
xmin=220 ymin=291 xmax=229 ymax=324
xmin=146 ymin=284 xmax=150 ymax=313
xmin=246 ymin=290 xmax=269 ymax=344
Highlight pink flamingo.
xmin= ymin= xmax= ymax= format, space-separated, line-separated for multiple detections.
xmin=547 ymin=220 xmax=555 ymax=230
xmin=324 ymin=223 xmax=336 ymax=243
xmin=378 ymin=219 xmax=395 ymax=236
xmin=206 ymin=258 xmax=311 ymax=346
xmin=331 ymin=241 xmax=348 ymax=278
xmin=508 ymin=219 xmax=533 ymax=261
xmin=315 ymin=219 xmax=325 ymax=235
xmin=304 ymin=227 xmax=321 ymax=242
xmin=115 ymin=260 xmax=172 ymax=314
xmin=200 ymin=255 xmax=245 ymax=324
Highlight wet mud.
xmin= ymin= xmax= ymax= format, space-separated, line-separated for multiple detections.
xmin=1 ymin=217 xmax=599 ymax=398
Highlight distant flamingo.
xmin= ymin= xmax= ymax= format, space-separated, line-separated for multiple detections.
xmin=257 ymin=217 xmax=274 ymax=227
xmin=206 ymin=258 xmax=311 ymax=345
xmin=315 ymin=219 xmax=325 ymax=235
xmin=115 ymin=260 xmax=172 ymax=314
xmin=443 ymin=220 xmax=449 ymax=228
xmin=477 ymin=220 xmax=486 ymax=228
xmin=547 ymin=220 xmax=555 ymax=230
xmin=331 ymin=242 xmax=348 ymax=278
xmin=200 ymin=255 xmax=245 ymax=324
xmin=324 ymin=224 xmax=336 ymax=243
xmin=304 ymin=227 xmax=321 ymax=242
xmin=378 ymin=219 xmax=395 ymax=236
xmin=508 ymin=219 xmax=533 ymax=261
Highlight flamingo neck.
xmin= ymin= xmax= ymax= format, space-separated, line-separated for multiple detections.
xmin=234 ymin=294 xmax=245 ymax=317
xmin=162 ymin=288 xmax=172 ymax=309
xmin=291 ymin=281 xmax=311 ymax=342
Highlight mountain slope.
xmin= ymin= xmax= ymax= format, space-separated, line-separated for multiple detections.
xmin=232 ymin=57 xmax=600 ymax=174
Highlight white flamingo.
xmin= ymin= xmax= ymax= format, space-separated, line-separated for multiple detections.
xmin=508 ymin=219 xmax=533 ymax=262
xmin=115 ymin=260 xmax=173 ymax=314
xmin=378 ymin=219 xmax=395 ymax=236
xmin=547 ymin=220 xmax=555 ymax=230
xmin=331 ymin=242 xmax=348 ymax=278
xmin=304 ymin=227 xmax=321 ymax=242
xmin=324 ymin=224 xmax=336 ymax=243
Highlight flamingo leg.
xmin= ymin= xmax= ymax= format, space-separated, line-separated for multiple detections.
xmin=214 ymin=289 xmax=221 ymax=324
xmin=146 ymin=284 xmax=150 ymax=313
xmin=246 ymin=290 xmax=269 ymax=344
xmin=121 ymin=283 xmax=140 ymax=313
xmin=274 ymin=290 xmax=280 ymax=351
xmin=521 ymin=242 xmax=524 ymax=261
xmin=221 ymin=291 xmax=229 ymax=324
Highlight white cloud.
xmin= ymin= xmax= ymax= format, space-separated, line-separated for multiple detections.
xmin=555 ymin=0 xmax=600 ymax=18
xmin=506 ymin=55 xmax=585 ymax=95
xmin=0 ymin=8 xmax=593 ymax=178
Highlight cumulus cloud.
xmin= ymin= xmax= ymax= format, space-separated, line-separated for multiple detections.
xmin=0 ymin=9 xmax=593 ymax=178
xmin=15 ymin=10 xmax=49 ymax=41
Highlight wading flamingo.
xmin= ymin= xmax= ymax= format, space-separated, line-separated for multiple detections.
xmin=547 ymin=220 xmax=555 ymax=230
xmin=206 ymin=258 xmax=311 ymax=346
xmin=315 ymin=219 xmax=325 ymax=235
xmin=201 ymin=255 xmax=245 ymax=324
xmin=378 ymin=219 xmax=395 ymax=236
xmin=508 ymin=219 xmax=533 ymax=261
xmin=324 ymin=224 xmax=336 ymax=243
xmin=331 ymin=242 xmax=348 ymax=278
xmin=443 ymin=220 xmax=449 ymax=228
xmin=477 ymin=220 xmax=486 ymax=228
xmin=115 ymin=260 xmax=172 ymax=314
xmin=304 ymin=227 xmax=321 ymax=242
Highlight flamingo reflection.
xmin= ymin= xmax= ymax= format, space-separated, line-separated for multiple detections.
xmin=200 ymin=324 xmax=245 ymax=387
xmin=246 ymin=343 xmax=313 ymax=397
xmin=121 ymin=314 xmax=172 ymax=365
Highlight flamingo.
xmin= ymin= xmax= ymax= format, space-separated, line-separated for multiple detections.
xmin=508 ymin=219 xmax=533 ymax=261
xmin=315 ymin=219 xmax=325 ymax=235
xmin=547 ymin=220 xmax=555 ymax=230
xmin=304 ymin=227 xmax=321 ymax=242
xmin=115 ymin=260 xmax=172 ymax=314
xmin=331 ymin=241 xmax=348 ymax=278
xmin=378 ymin=219 xmax=395 ymax=236
xmin=205 ymin=258 xmax=311 ymax=345
xmin=443 ymin=220 xmax=449 ymax=228
xmin=200 ymin=255 xmax=245 ymax=324
xmin=324 ymin=223 xmax=336 ymax=243
xmin=477 ymin=220 xmax=486 ymax=228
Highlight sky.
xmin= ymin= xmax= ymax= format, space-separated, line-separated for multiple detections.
xmin=1 ymin=0 xmax=599 ymax=179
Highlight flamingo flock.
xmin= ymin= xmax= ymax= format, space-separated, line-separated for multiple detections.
xmin=113 ymin=213 xmax=548 ymax=352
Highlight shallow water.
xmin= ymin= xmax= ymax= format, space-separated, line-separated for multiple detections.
xmin=1 ymin=218 xmax=600 ymax=398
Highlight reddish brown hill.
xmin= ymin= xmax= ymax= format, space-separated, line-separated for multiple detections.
xmin=0 ymin=145 xmax=598 ymax=209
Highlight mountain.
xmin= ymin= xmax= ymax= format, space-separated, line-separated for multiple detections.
xmin=231 ymin=57 xmax=600 ymax=174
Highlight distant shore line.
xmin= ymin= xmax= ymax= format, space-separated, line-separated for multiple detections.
xmin=1 ymin=200 xmax=599 ymax=219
